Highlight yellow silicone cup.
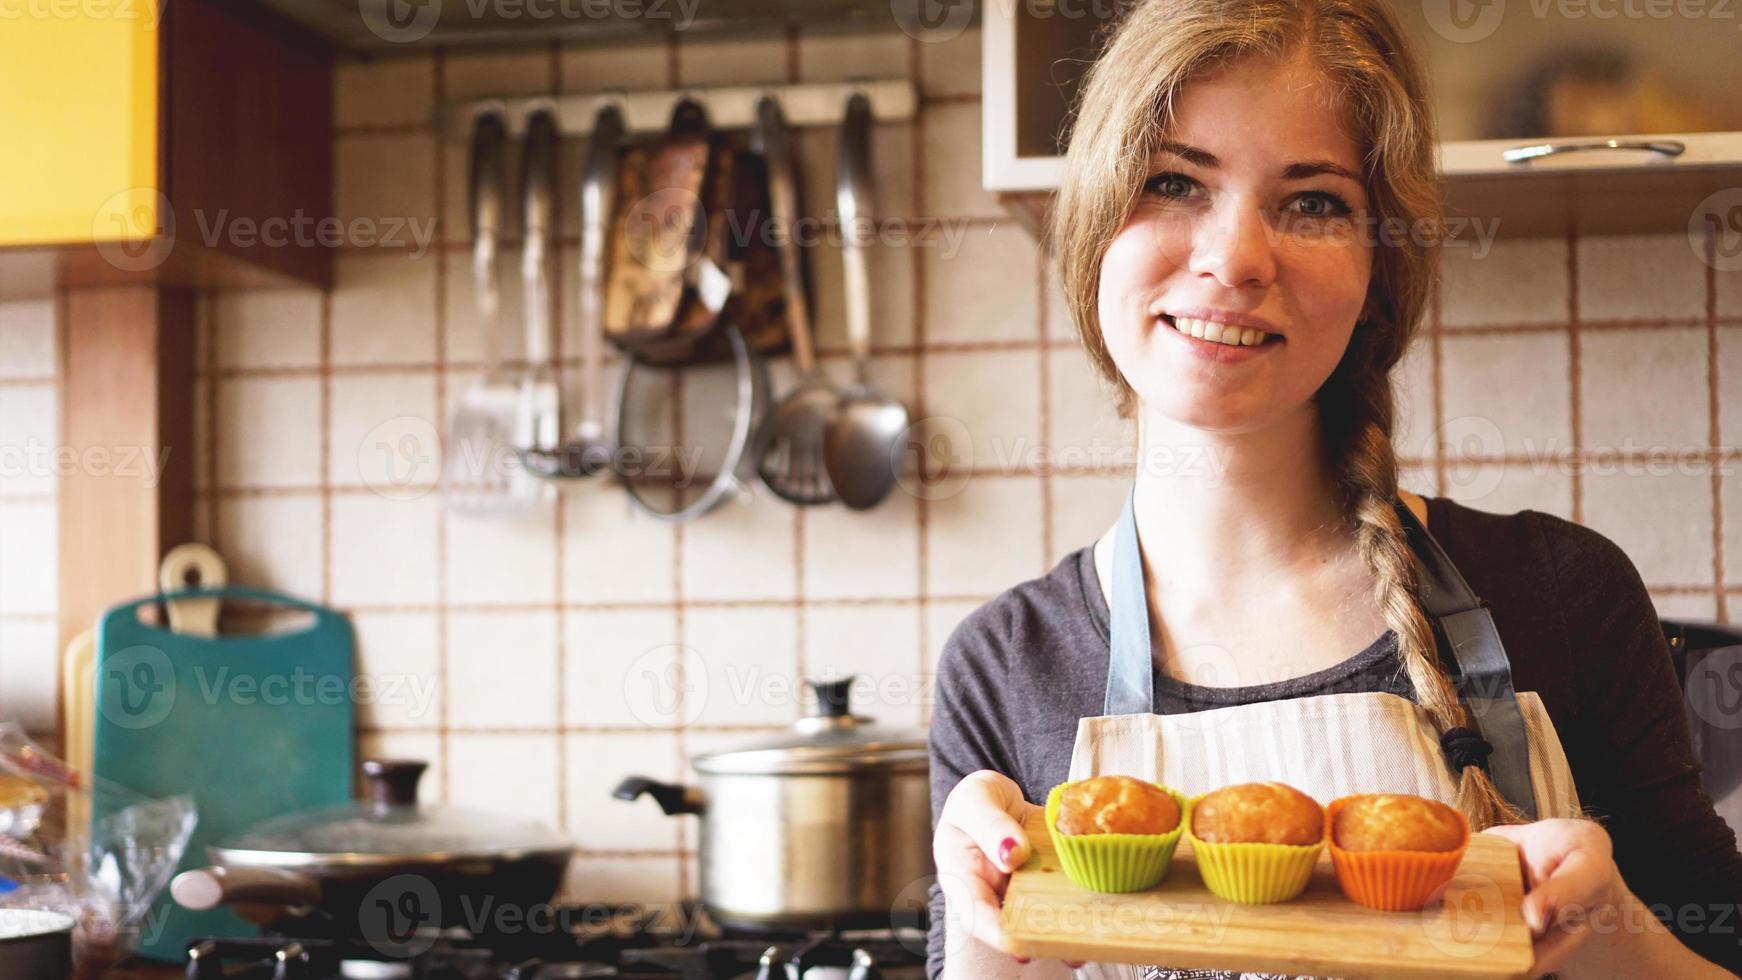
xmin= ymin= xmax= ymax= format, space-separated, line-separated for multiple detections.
xmin=1045 ymin=781 xmax=1189 ymax=893
xmin=1183 ymin=795 xmax=1326 ymax=904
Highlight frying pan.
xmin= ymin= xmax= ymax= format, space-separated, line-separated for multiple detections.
xmin=169 ymin=760 xmax=570 ymax=946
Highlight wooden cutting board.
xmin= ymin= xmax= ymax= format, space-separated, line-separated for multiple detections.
xmin=1001 ymin=808 xmax=1535 ymax=979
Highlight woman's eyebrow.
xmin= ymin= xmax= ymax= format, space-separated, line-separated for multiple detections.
xmin=1155 ymin=139 xmax=1362 ymax=183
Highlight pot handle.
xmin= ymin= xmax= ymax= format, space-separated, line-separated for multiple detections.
xmin=171 ymin=865 xmax=323 ymax=911
xmin=613 ymin=776 xmax=704 ymax=816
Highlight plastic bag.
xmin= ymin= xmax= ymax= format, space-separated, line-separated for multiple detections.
xmin=0 ymin=723 xmax=196 ymax=977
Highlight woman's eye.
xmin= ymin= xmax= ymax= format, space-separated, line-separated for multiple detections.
xmin=1288 ymin=191 xmax=1354 ymax=218
xmin=1143 ymin=172 xmax=1198 ymax=200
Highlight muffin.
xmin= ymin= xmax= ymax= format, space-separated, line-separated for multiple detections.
xmin=1185 ymin=782 xmax=1326 ymax=904
xmin=1046 ymin=776 xmax=1189 ymax=893
xmin=1326 ymin=794 xmax=1471 ymax=911
xmin=1191 ymin=782 xmax=1323 ymax=846
xmin=1056 ymin=775 xmax=1182 ymax=836
xmin=1332 ymin=794 xmax=1465 ymax=853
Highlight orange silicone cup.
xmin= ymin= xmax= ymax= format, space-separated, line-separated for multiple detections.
xmin=1324 ymin=796 xmax=1471 ymax=911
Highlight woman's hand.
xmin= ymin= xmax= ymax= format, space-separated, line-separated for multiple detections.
xmin=1483 ymin=819 xmax=1733 ymax=979
xmin=933 ymin=770 xmax=1082 ymax=968
xmin=1481 ymin=819 xmax=1622 ymax=977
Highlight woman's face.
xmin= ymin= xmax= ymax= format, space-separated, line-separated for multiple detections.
xmin=1096 ymin=51 xmax=1374 ymax=434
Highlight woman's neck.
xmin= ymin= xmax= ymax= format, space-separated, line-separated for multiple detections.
xmin=1126 ymin=402 xmax=1350 ymax=581
xmin=1090 ymin=401 xmax=1429 ymax=618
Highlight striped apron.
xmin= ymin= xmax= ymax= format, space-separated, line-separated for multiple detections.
xmin=1073 ymin=488 xmax=1582 ymax=980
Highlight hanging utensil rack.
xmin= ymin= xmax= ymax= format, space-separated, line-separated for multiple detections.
xmin=440 ymin=78 xmax=918 ymax=137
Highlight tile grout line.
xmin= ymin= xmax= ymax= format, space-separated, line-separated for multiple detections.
xmin=1707 ymin=227 xmax=1729 ymax=623
xmin=1566 ymin=230 xmax=1582 ymax=526
xmin=549 ymin=38 xmax=573 ymax=851
xmin=432 ymin=47 xmax=453 ymax=804
xmin=909 ymin=35 xmax=932 ymax=729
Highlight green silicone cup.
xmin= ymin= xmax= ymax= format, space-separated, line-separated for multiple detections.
xmin=1045 ymin=781 xmax=1189 ymax=893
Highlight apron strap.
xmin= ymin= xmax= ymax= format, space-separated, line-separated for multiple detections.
xmin=1104 ymin=486 xmax=1539 ymax=819
xmin=1105 ymin=489 xmax=1156 ymax=717
xmin=1394 ymin=499 xmax=1539 ymax=820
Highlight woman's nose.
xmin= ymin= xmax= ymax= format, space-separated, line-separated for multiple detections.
xmin=1186 ymin=200 xmax=1277 ymax=288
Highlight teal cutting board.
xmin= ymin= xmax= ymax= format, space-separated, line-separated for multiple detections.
xmin=93 ymin=585 xmax=355 ymax=961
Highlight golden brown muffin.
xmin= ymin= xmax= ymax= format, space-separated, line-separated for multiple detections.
xmin=1055 ymin=775 xmax=1181 ymax=836
xmin=1331 ymin=794 xmax=1465 ymax=853
xmin=1190 ymin=782 xmax=1324 ymax=846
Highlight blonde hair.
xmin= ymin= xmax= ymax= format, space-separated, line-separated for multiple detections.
xmin=1053 ymin=0 xmax=1526 ymax=830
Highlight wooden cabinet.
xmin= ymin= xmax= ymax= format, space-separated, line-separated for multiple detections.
xmin=0 ymin=0 xmax=337 ymax=679
xmin=0 ymin=0 xmax=333 ymax=293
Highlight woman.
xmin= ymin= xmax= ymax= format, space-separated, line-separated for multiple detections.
xmin=925 ymin=1 xmax=1742 ymax=978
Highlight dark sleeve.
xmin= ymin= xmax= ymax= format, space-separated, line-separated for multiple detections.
xmin=926 ymin=605 xmax=1022 ymax=980
xmin=1541 ymin=514 xmax=1742 ymax=971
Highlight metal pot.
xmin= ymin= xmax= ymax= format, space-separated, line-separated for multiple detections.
xmin=615 ymin=678 xmax=931 ymax=930
xmin=171 ymin=759 xmax=571 ymax=940
xmin=0 ymin=908 xmax=73 ymax=979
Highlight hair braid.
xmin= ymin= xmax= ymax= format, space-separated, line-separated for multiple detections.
xmin=1321 ymin=367 xmax=1527 ymax=831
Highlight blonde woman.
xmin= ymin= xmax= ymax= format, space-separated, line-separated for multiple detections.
xmin=925 ymin=1 xmax=1742 ymax=978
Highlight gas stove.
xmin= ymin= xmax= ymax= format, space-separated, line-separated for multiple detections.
xmin=179 ymin=903 xmax=929 ymax=980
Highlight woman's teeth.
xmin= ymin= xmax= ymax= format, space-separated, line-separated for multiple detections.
xmin=1166 ymin=315 xmax=1272 ymax=347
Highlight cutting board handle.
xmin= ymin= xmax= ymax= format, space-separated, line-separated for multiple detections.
xmin=105 ymin=584 xmax=346 ymax=643
xmin=159 ymin=543 xmax=228 ymax=637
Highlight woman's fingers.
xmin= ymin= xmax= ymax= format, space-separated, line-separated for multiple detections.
xmin=940 ymin=770 xmax=1036 ymax=874
xmin=1481 ymin=819 xmax=1622 ymax=978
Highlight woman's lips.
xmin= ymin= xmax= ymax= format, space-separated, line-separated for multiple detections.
xmin=1157 ymin=313 xmax=1283 ymax=363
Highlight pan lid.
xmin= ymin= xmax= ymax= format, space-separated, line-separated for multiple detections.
xmin=690 ymin=678 xmax=928 ymax=776
xmin=210 ymin=759 xmax=570 ymax=867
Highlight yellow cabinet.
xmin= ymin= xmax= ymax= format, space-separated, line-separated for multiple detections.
xmin=0 ymin=10 xmax=160 ymax=248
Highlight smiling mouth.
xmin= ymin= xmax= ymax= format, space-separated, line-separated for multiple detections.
xmin=1160 ymin=314 xmax=1283 ymax=348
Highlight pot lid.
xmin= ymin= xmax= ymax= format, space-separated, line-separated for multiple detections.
xmin=211 ymin=760 xmax=570 ymax=867
xmin=691 ymin=678 xmax=928 ymax=776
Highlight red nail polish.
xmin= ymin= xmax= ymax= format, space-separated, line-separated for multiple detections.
xmin=998 ymin=837 xmax=1019 ymax=869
